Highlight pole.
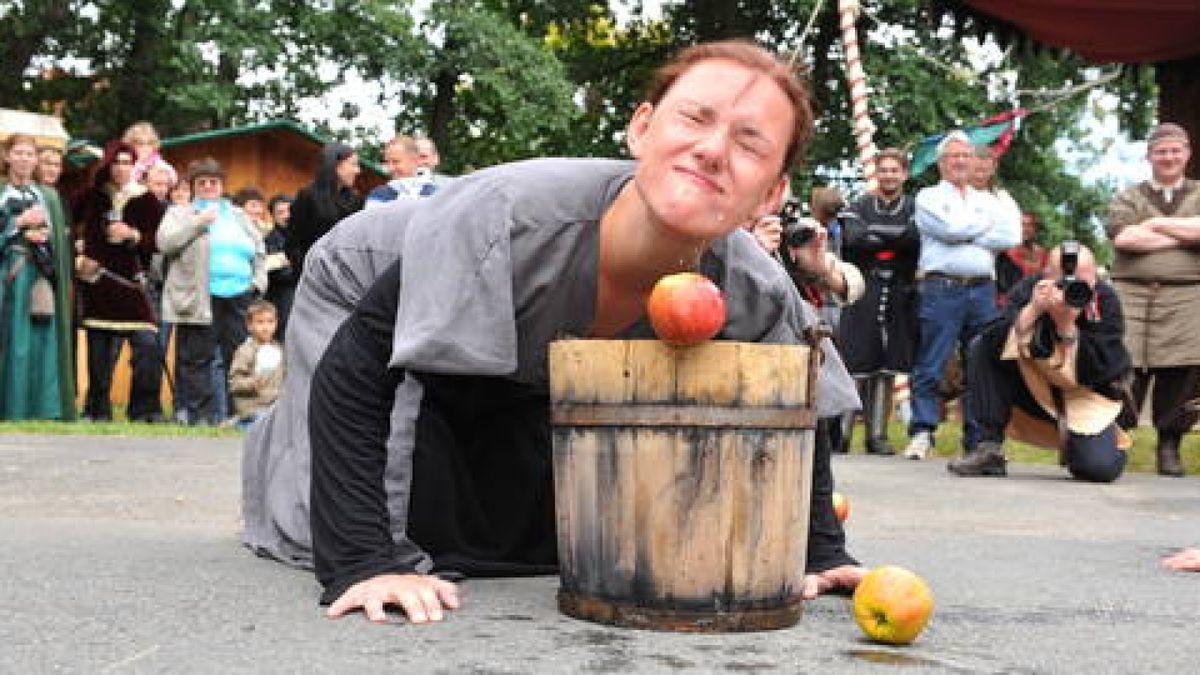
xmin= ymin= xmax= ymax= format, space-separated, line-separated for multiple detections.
xmin=838 ymin=0 xmax=879 ymax=192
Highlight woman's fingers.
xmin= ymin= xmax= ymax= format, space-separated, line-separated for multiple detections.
xmin=324 ymin=574 xmax=461 ymax=623
xmin=362 ymin=595 xmax=389 ymax=623
xmin=435 ymin=578 xmax=462 ymax=609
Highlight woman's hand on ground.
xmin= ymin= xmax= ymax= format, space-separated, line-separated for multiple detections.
xmin=326 ymin=573 xmax=461 ymax=624
xmin=1161 ymin=548 xmax=1200 ymax=572
xmin=801 ymin=564 xmax=866 ymax=600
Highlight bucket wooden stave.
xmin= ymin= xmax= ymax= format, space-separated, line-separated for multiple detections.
xmin=549 ymin=339 xmax=817 ymax=632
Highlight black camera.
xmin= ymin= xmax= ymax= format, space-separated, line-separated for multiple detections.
xmin=779 ymin=197 xmax=815 ymax=247
xmin=4 ymin=195 xmax=56 ymax=282
xmin=4 ymin=195 xmax=35 ymax=219
xmin=1056 ymin=240 xmax=1093 ymax=309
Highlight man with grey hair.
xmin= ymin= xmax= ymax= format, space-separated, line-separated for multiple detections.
xmin=904 ymin=131 xmax=1021 ymax=460
xmin=1106 ymin=121 xmax=1200 ymax=476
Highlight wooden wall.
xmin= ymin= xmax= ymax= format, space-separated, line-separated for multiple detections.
xmin=161 ymin=128 xmax=384 ymax=198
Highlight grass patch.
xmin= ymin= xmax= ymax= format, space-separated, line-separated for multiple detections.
xmin=0 ymin=419 xmax=240 ymax=438
xmin=852 ymin=421 xmax=1200 ymax=475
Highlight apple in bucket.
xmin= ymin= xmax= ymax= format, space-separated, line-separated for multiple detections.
xmin=852 ymin=565 xmax=935 ymax=645
xmin=832 ymin=491 xmax=850 ymax=523
xmin=647 ymin=272 xmax=726 ymax=346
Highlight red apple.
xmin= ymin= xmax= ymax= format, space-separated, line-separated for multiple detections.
xmin=852 ymin=565 xmax=935 ymax=645
xmin=832 ymin=491 xmax=850 ymax=523
xmin=646 ymin=272 xmax=726 ymax=346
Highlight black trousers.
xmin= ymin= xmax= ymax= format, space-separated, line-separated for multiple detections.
xmin=83 ymin=328 xmax=162 ymax=421
xmin=405 ymin=373 xmax=559 ymax=576
xmin=1126 ymin=366 xmax=1200 ymax=435
xmin=211 ymin=293 xmax=252 ymax=383
xmin=966 ymin=327 xmax=1126 ymax=483
xmin=174 ymin=323 xmax=217 ymax=424
xmin=126 ymin=329 xmax=164 ymax=420
xmin=266 ymin=283 xmax=295 ymax=342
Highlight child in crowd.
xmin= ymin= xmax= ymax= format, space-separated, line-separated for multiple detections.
xmin=228 ymin=300 xmax=285 ymax=429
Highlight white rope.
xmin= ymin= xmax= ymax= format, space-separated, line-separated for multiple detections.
xmin=838 ymin=0 xmax=879 ymax=191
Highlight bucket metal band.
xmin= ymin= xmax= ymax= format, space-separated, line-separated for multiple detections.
xmin=558 ymin=588 xmax=804 ymax=632
xmin=551 ymin=403 xmax=816 ymax=430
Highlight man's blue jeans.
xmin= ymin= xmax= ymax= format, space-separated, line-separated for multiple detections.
xmin=908 ymin=277 xmax=998 ymax=445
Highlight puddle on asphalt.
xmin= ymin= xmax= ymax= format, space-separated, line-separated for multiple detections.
xmin=842 ymin=649 xmax=943 ymax=667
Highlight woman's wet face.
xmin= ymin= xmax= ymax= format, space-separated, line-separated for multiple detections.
xmin=627 ymin=58 xmax=793 ymax=242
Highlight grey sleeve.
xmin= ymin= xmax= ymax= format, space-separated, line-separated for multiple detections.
xmin=389 ymin=180 xmax=519 ymax=376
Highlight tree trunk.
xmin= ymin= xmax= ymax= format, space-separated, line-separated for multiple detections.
xmin=113 ymin=2 xmax=171 ymax=134
xmin=427 ymin=62 xmax=458 ymax=164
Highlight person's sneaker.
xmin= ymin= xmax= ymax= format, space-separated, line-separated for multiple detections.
xmin=947 ymin=442 xmax=1007 ymax=477
xmin=903 ymin=431 xmax=932 ymax=460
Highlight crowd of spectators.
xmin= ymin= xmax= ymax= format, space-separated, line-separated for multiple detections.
xmin=0 ymin=123 xmax=445 ymax=427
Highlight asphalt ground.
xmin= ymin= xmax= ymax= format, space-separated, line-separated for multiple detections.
xmin=2 ymin=433 xmax=1197 ymax=674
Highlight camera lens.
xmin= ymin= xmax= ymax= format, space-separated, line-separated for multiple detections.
xmin=786 ymin=226 xmax=815 ymax=248
xmin=1063 ymin=280 xmax=1093 ymax=308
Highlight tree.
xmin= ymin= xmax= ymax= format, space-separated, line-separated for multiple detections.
xmin=402 ymin=1 xmax=580 ymax=173
xmin=4 ymin=1 xmax=426 ymax=140
xmin=651 ymin=0 xmax=1155 ymax=256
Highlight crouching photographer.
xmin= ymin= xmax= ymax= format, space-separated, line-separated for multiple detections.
xmin=948 ymin=242 xmax=1131 ymax=482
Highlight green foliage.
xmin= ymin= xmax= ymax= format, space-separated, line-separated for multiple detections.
xmin=407 ymin=1 xmax=580 ymax=173
xmin=3 ymin=0 xmax=424 ymax=140
xmin=2 ymin=0 xmax=1156 ymax=216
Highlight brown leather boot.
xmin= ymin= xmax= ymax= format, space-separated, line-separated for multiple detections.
xmin=1156 ymin=433 xmax=1185 ymax=477
xmin=947 ymin=441 xmax=1007 ymax=477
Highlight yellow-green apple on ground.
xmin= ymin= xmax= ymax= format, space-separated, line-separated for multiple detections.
xmin=852 ymin=565 xmax=934 ymax=645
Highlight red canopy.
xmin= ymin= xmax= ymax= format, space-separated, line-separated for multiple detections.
xmin=963 ymin=0 xmax=1200 ymax=64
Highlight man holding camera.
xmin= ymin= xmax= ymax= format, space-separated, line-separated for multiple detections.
xmin=948 ymin=243 xmax=1130 ymax=482
xmin=1106 ymin=122 xmax=1200 ymax=477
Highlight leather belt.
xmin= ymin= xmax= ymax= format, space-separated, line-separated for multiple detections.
xmin=921 ymin=271 xmax=992 ymax=286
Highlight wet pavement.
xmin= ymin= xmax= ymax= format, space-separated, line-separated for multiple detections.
xmin=1 ymin=433 xmax=1196 ymax=673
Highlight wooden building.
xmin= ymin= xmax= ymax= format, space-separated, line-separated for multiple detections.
xmin=160 ymin=119 xmax=386 ymax=197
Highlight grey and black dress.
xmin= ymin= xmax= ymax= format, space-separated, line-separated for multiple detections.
xmin=240 ymin=158 xmax=861 ymax=604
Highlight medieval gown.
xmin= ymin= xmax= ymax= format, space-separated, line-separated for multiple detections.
xmin=240 ymin=158 xmax=861 ymax=602
xmin=0 ymin=181 xmax=74 ymax=420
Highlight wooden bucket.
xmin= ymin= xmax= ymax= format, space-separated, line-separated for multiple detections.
xmin=549 ymin=339 xmax=819 ymax=632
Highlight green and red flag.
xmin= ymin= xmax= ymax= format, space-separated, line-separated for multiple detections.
xmin=909 ymin=108 xmax=1028 ymax=176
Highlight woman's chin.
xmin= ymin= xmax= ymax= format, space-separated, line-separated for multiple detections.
xmin=653 ymin=205 xmax=741 ymax=241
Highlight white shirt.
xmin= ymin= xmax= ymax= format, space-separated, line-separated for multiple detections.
xmin=914 ymin=180 xmax=1022 ymax=277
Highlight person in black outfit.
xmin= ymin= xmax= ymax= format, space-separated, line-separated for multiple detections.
xmin=949 ymin=243 xmax=1131 ymax=482
xmin=264 ymin=193 xmax=296 ymax=339
xmin=121 ymin=161 xmax=175 ymax=422
xmin=285 ymin=143 xmax=362 ymax=276
xmin=836 ymin=148 xmax=920 ymax=455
